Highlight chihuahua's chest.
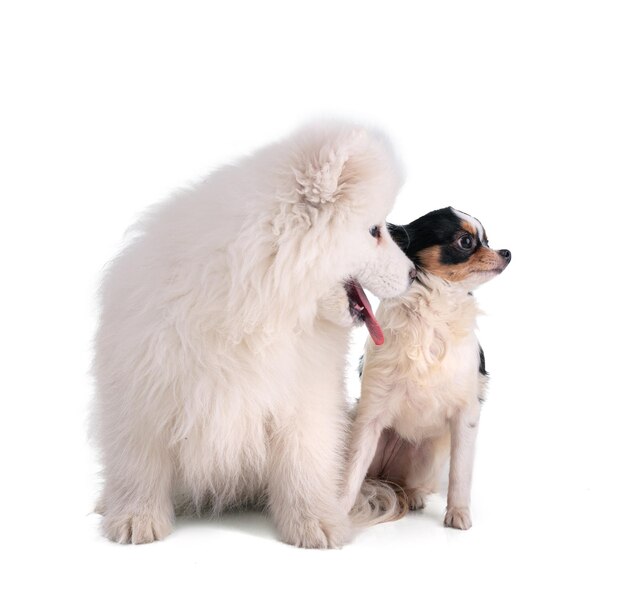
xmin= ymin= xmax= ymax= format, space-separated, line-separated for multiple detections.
xmin=393 ymin=334 xmax=481 ymax=438
xmin=368 ymin=290 xmax=484 ymax=440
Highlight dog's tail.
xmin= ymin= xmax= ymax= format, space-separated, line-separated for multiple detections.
xmin=349 ymin=479 xmax=409 ymax=527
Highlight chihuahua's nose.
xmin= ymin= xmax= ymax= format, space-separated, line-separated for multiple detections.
xmin=498 ymin=249 xmax=511 ymax=262
xmin=409 ymin=267 xmax=418 ymax=281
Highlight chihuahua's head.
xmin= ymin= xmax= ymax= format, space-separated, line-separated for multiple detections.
xmin=389 ymin=207 xmax=511 ymax=291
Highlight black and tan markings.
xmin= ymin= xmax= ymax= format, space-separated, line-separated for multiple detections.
xmin=388 ymin=207 xmax=505 ymax=283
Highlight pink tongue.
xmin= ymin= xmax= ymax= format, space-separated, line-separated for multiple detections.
xmin=351 ymin=282 xmax=384 ymax=345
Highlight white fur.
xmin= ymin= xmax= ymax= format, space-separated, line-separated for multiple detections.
xmin=452 ymin=207 xmax=485 ymax=242
xmin=91 ymin=122 xmax=414 ymax=547
xmin=343 ymin=274 xmax=487 ymax=529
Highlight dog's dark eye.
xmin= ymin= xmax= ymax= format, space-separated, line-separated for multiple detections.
xmin=369 ymin=225 xmax=381 ymax=239
xmin=457 ymin=235 xmax=474 ymax=250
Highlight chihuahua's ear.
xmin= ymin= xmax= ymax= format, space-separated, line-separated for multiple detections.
xmin=387 ymin=222 xmax=411 ymax=252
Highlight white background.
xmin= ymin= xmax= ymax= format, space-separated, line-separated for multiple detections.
xmin=2 ymin=1 xmax=625 ymax=588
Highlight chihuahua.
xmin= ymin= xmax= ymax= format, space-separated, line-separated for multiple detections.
xmin=343 ymin=207 xmax=511 ymax=529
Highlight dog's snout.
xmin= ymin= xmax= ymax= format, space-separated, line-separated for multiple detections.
xmin=409 ymin=267 xmax=418 ymax=281
xmin=498 ymin=249 xmax=511 ymax=262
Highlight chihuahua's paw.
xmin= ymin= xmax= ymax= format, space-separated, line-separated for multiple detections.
xmin=406 ymin=489 xmax=427 ymax=511
xmin=444 ymin=506 xmax=472 ymax=530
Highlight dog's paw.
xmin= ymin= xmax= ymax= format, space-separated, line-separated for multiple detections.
xmin=102 ymin=510 xmax=173 ymax=544
xmin=280 ymin=514 xmax=350 ymax=549
xmin=407 ymin=489 xmax=427 ymax=511
xmin=285 ymin=519 xmax=330 ymax=549
xmin=444 ymin=506 xmax=472 ymax=530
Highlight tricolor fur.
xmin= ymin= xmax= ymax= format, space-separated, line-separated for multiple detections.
xmin=343 ymin=207 xmax=511 ymax=530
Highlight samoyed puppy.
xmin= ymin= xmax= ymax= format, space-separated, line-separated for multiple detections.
xmin=92 ymin=122 xmax=415 ymax=548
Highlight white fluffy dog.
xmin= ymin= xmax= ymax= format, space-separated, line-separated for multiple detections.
xmin=92 ymin=122 xmax=415 ymax=547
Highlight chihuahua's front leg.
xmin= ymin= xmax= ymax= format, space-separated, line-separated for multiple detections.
xmin=342 ymin=412 xmax=385 ymax=514
xmin=445 ymin=398 xmax=481 ymax=530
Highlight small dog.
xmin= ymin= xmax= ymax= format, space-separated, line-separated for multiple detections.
xmin=343 ymin=207 xmax=511 ymax=529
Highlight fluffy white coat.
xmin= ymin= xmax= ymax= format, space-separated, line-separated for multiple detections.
xmin=92 ymin=122 xmax=414 ymax=547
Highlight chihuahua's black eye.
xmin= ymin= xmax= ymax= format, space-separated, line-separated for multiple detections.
xmin=369 ymin=225 xmax=381 ymax=239
xmin=457 ymin=234 xmax=474 ymax=250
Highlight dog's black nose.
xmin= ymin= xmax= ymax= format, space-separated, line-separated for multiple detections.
xmin=498 ymin=249 xmax=511 ymax=261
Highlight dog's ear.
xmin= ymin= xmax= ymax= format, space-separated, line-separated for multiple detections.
xmin=293 ymin=129 xmax=369 ymax=205
xmin=289 ymin=124 xmax=403 ymax=211
xmin=294 ymin=147 xmax=352 ymax=205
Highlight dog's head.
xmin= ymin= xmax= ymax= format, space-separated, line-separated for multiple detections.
xmin=287 ymin=123 xmax=416 ymax=343
xmin=389 ymin=207 xmax=511 ymax=291
xmin=341 ymin=220 xmax=417 ymax=344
